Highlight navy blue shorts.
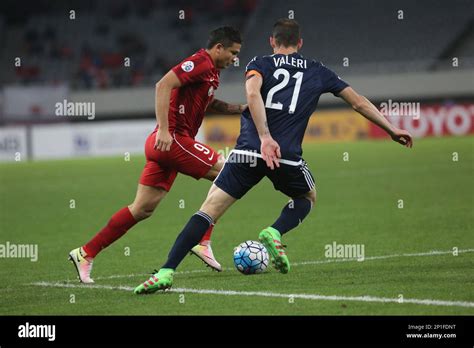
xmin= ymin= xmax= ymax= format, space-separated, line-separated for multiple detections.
xmin=214 ymin=150 xmax=316 ymax=199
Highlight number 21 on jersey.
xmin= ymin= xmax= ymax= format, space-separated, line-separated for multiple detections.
xmin=265 ymin=68 xmax=303 ymax=114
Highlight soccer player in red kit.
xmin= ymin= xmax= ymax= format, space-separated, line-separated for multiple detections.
xmin=68 ymin=27 xmax=244 ymax=283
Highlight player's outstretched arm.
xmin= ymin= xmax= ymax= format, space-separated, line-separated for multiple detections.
xmin=339 ymin=87 xmax=413 ymax=148
xmin=246 ymin=74 xmax=281 ymax=169
xmin=154 ymin=71 xmax=182 ymax=151
xmin=206 ymin=98 xmax=247 ymax=115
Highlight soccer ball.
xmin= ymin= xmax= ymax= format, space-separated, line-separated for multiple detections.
xmin=233 ymin=240 xmax=269 ymax=274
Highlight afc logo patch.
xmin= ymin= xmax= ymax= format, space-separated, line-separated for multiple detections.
xmin=181 ymin=61 xmax=194 ymax=72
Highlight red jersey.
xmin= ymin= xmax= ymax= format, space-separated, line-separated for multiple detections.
xmin=166 ymin=49 xmax=220 ymax=138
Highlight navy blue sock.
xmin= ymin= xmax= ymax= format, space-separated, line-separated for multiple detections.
xmin=271 ymin=198 xmax=312 ymax=235
xmin=162 ymin=211 xmax=213 ymax=270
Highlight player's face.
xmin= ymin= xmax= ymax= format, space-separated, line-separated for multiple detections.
xmin=216 ymin=43 xmax=241 ymax=69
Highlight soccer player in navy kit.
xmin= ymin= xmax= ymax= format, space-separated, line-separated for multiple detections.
xmin=134 ymin=19 xmax=413 ymax=293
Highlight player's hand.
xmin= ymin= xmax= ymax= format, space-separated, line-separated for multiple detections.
xmin=260 ymin=135 xmax=281 ymax=170
xmin=390 ymin=128 xmax=413 ymax=148
xmin=154 ymin=129 xmax=173 ymax=151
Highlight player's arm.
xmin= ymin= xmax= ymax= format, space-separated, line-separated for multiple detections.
xmin=206 ymin=98 xmax=247 ymax=115
xmin=338 ymin=87 xmax=413 ymax=148
xmin=246 ymin=73 xmax=281 ymax=169
xmin=154 ymin=70 xmax=182 ymax=151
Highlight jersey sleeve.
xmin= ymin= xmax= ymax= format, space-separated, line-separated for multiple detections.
xmin=245 ymin=56 xmax=264 ymax=79
xmin=172 ymin=55 xmax=210 ymax=86
xmin=320 ymin=64 xmax=349 ymax=96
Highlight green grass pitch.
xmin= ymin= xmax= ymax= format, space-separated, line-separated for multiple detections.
xmin=0 ymin=136 xmax=473 ymax=315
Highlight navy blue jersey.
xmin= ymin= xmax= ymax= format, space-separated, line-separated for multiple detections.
xmin=235 ymin=53 xmax=349 ymax=160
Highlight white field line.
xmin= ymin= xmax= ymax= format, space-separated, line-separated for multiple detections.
xmin=292 ymin=248 xmax=474 ymax=266
xmin=90 ymin=248 xmax=474 ymax=281
xmin=29 ymin=281 xmax=474 ymax=308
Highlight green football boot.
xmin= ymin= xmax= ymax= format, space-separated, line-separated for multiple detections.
xmin=258 ymin=227 xmax=290 ymax=274
xmin=134 ymin=268 xmax=174 ymax=294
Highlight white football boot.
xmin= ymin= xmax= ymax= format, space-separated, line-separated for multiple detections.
xmin=68 ymin=247 xmax=95 ymax=283
xmin=190 ymin=241 xmax=222 ymax=272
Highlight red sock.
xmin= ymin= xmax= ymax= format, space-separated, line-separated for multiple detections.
xmin=199 ymin=223 xmax=215 ymax=244
xmin=83 ymin=207 xmax=137 ymax=258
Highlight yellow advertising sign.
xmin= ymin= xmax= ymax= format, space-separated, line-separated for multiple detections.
xmin=203 ymin=109 xmax=369 ymax=145
xmin=305 ymin=110 xmax=369 ymax=143
xmin=204 ymin=116 xmax=241 ymax=144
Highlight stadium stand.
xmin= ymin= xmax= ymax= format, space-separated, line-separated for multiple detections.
xmin=0 ymin=0 xmax=472 ymax=88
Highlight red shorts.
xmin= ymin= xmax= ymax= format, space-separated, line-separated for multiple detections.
xmin=139 ymin=131 xmax=219 ymax=191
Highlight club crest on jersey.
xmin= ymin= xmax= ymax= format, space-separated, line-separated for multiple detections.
xmin=181 ymin=61 xmax=194 ymax=72
xmin=208 ymin=86 xmax=214 ymax=96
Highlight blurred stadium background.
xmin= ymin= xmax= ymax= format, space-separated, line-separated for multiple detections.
xmin=0 ymin=0 xmax=472 ymax=160
xmin=0 ymin=0 xmax=473 ymax=317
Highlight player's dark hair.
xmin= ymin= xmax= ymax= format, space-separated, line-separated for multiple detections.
xmin=207 ymin=26 xmax=242 ymax=49
xmin=272 ymin=18 xmax=301 ymax=47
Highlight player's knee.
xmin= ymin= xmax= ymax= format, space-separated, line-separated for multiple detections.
xmin=200 ymin=195 xmax=224 ymax=221
xmin=128 ymin=204 xmax=157 ymax=221
xmin=135 ymin=207 xmax=155 ymax=221
xmin=303 ymin=189 xmax=316 ymax=207
xmin=140 ymin=207 xmax=156 ymax=220
xmin=205 ymin=155 xmax=225 ymax=181
xmin=200 ymin=200 xmax=218 ymax=221
xmin=215 ymin=154 xmax=225 ymax=165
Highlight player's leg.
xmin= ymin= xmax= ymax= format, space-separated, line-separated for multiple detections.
xmin=202 ymin=153 xmax=225 ymax=180
xmin=68 ymin=184 xmax=169 ymax=283
xmin=189 ymin=155 xmax=226 ymax=270
xmin=260 ymin=160 xmax=316 ymax=274
xmin=163 ymin=184 xmax=236 ymax=269
xmin=69 ymin=132 xmax=177 ymax=283
xmin=84 ymin=183 xmax=168 ymax=255
xmin=270 ymin=188 xmax=316 ymax=236
xmin=134 ymin=153 xmax=263 ymax=293
xmin=128 ymin=184 xmax=168 ymax=220
xmin=196 ymin=154 xmax=225 ymax=244
xmin=177 ymin=154 xmax=263 ymax=271
xmin=172 ymin=134 xmax=226 ymax=270
xmin=134 ymin=185 xmax=236 ymax=293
